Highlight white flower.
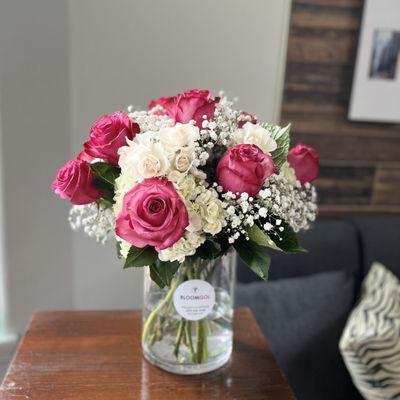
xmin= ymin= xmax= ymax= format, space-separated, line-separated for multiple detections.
xmin=173 ymin=175 xmax=198 ymax=200
xmin=280 ymin=162 xmax=297 ymax=185
xmin=118 ymin=239 xmax=131 ymax=259
xmin=193 ymin=189 xmax=226 ymax=235
xmin=69 ymin=203 xmax=115 ymax=244
xmin=158 ymin=232 xmax=205 ymax=263
xmin=159 ymin=123 xmax=200 ymax=152
xmin=259 ymin=207 xmax=267 ymax=218
xmin=186 ymin=208 xmax=203 ymax=233
xmin=118 ymin=131 xmax=170 ymax=182
xmin=232 ymin=122 xmax=277 ymax=153
xmin=172 ymin=149 xmax=195 ymax=173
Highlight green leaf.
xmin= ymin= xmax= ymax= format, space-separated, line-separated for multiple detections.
xmin=90 ymin=162 xmax=120 ymax=185
xmin=263 ymin=123 xmax=291 ymax=170
xmin=268 ymin=220 xmax=307 ymax=253
xmin=196 ymin=238 xmax=222 ymax=260
xmin=124 ymin=246 xmax=158 ymax=269
xmin=89 ymin=162 xmax=120 ymax=203
xmin=245 ymin=224 xmax=282 ymax=252
xmin=149 ymin=260 xmax=180 ymax=289
xmin=234 ymin=239 xmax=271 ymax=281
xmin=98 ymin=198 xmax=113 ymax=209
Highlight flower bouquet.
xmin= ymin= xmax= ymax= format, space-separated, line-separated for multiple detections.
xmin=52 ymin=89 xmax=318 ymax=374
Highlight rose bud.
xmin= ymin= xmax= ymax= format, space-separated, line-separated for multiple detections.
xmin=115 ymin=177 xmax=189 ymax=250
xmin=51 ymin=159 xmax=102 ymax=205
xmin=216 ymin=144 xmax=277 ymax=197
xmin=288 ymin=144 xmax=319 ymax=185
xmin=84 ymin=111 xmax=140 ymax=165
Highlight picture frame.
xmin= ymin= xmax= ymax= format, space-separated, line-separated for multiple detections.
xmin=349 ymin=0 xmax=400 ymax=123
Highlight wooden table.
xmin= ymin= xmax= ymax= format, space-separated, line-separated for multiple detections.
xmin=0 ymin=308 xmax=296 ymax=399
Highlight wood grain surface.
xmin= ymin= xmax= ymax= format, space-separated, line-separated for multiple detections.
xmin=0 ymin=308 xmax=296 ymax=400
xmin=281 ymin=0 xmax=400 ymax=215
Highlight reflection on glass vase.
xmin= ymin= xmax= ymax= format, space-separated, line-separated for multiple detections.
xmin=142 ymin=250 xmax=236 ymax=375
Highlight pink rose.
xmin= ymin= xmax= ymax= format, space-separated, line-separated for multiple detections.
xmin=238 ymin=111 xmax=257 ymax=128
xmin=52 ymin=159 xmax=102 ymax=205
xmin=216 ymin=144 xmax=277 ymax=197
xmin=76 ymin=150 xmax=94 ymax=163
xmin=288 ymin=144 xmax=319 ymax=185
xmin=148 ymin=96 xmax=175 ymax=114
xmin=115 ymin=177 xmax=189 ymax=251
xmin=149 ymin=89 xmax=219 ymax=127
xmin=84 ymin=111 xmax=140 ymax=165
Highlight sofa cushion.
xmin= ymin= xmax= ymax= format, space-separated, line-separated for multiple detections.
xmin=353 ymin=217 xmax=400 ymax=278
xmin=236 ymin=271 xmax=363 ymax=400
xmin=340 ymin=262 xmax=400 ymax=400
xmin=237 ymin=220 xmax=361 ymax=283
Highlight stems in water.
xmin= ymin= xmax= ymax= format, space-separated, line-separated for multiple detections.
xmin=143 ymin=257 xmax=214 ymax=364
xmin=196 ymin=319 xmax=208 ymax=364
xmin=185 ymin=321 xmax=196 ymax=363
xmin=173 ymin=319 xmax=186 ymax=358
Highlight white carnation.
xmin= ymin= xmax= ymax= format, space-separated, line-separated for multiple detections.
xmin=158 ymin=232 xmax=205 ymax=263
xmin=232 ymin=122 xmax=277 ymax=154
xmin=172 ymin=175 xmax=198 ymax=200
xmin=193 ymin=189 xmax=226 ymax=235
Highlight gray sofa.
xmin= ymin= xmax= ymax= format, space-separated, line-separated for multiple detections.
xmin=235 ymin=217 xmax=400 ymax=400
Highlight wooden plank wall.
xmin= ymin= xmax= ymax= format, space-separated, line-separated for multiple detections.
xmin=281 ymin=0 xmax=400 ymax=216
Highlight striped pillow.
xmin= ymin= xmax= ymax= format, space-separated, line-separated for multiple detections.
xmin=339 ymin=262 xmax=400 ymax=400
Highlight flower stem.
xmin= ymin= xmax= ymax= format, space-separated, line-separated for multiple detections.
xmin=173 ymin=319 xmax=186 ymax=358
xmin=142 ymin=278 xmax=179 ymax=344
xmin=185 ymin=321 xmax=196 ymax=363
xmin=196 ymin=319 xmax=208 ymax=364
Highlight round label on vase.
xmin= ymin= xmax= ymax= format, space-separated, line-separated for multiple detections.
xmin=173 ymin=279 xmax=216 ymax=321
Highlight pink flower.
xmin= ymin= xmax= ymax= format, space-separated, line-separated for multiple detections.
xmin=84 ymin=111 xmax=140 ymax=165
xmin=216 ymin=144 xmax=277 ymax=197
xmin=238 ymin=111 xmax=257 ymax=128
xmin=148 ymin=89 xmax=219 ymax=127
xmin=288 ymin=144 xmax=319 ymax=185
xmin=148 ymin=96 xmax=175 ymax=114
xmin=52 ymin=159 xmax=102 ymax=205
xmin=115 ymin=177 xmax=189 ymax=251
xmin=76 ymin=150 xmax=94 ymax=163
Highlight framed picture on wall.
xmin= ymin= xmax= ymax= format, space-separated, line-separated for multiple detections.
xmin=349 ymin=0 xmax=400 ymax=123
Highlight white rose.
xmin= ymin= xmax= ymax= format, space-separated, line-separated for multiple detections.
xmin=119 ymin=131 xmax=170 ymax=181
xmin=173 ymin=149 xmax=194 ymax=173
xmin=159 ymin=123 xmax=200 ymax=152
xmin=232 ymin=122 xmax=277 ymax=154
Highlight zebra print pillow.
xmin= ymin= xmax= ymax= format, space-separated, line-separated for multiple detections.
xmin=339 ymin=262 xmax=400 ymax=400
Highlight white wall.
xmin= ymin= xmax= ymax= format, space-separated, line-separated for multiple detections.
xmin=0 ymin=0 xmax=74 ymax=334
xmin=69 ymin=0 xmax=291 ymax=310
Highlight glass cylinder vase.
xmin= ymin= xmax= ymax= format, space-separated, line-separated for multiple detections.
xmin=142 ymin=250 xmax=236 ymax=375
